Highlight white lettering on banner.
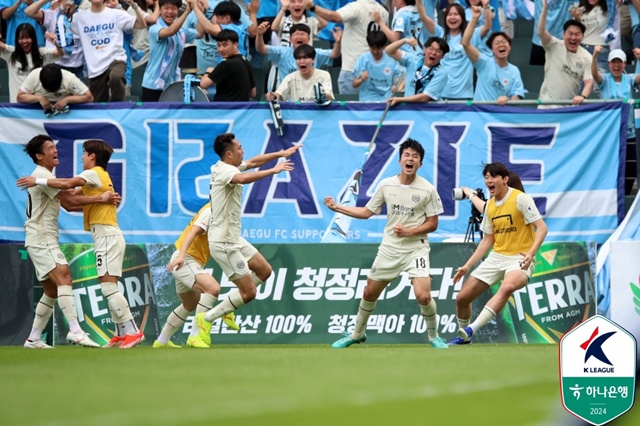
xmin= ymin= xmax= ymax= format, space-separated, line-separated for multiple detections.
xmin=292 ymin=267 xmax=369 ymax=300
xmin=71 ymin=273 xmax=155 ymax=322
xmin=511 ymin=271 xmax=595 ymax=321
xmin=218 ymin=268 xmax=287 ymax=301
xmin=327 ymin=314 xmax=407 ymax=334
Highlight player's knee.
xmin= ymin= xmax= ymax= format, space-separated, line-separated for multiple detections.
xmin=183 ymin=299 xmax=198 ymax=312
xmin=456 ymin=290 xmax=473 ymax=307
xmin=43 ymin=287 xmax=58 ymax=298
xmin=415 ymin=292 xmax=432 ymax=306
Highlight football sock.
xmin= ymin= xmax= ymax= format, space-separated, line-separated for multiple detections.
xmin=159 ymin=305 xmax=190 ymax=344
xmin=251 ymin=272 xmax=264 ymax=287
xmin=122 ymin=319 xmax=139 ymax=335
xmin=57 ymin=285 xmax=83 ymax=334
xmin=28 ymin=294 xmax=56 ymax=341
xmin=419 ymin=299 xmax=439 ymax=340
xmin=469 ymin=306 xmax=497 ymax=333
xmin=190 ymin=293 xmax=217 ymax=337
xmin=457 ymin=316 xmax=471 ymax=330
xmin=100 ymin=282 xmax=134 ymax=335
xmin=204 ymin=291 xmax=244 ymax=323
xmin=353 ymin=299 xmax=376 ymax=339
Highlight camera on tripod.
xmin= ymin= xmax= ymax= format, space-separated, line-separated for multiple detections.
xmin=452 ymin=187 xmax=486 ymax=243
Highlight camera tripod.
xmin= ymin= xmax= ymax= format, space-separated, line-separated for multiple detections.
xmin=464 ymin=214 xmax=484 ymax=243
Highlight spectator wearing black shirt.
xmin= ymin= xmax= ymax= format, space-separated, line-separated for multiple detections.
xmin=200 ymin=29 xmax=256 ymax=101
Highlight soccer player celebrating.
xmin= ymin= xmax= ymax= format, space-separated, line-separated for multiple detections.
xmin=324 ymin=138 xmax=448 ymax=349
xmin=160 ymin=203 xmax=239 ymax=349
xmin=194 ymin=133 xmax=300 ymax=342
xmin=449 ymin=162 xmax=548 ymax=345
xmin=18 ymin=140 xmax=144 ymax=348
xmin=17 ymin=135 xmax=118 ymax=349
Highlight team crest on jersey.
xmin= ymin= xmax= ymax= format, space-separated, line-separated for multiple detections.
xmin=576 ymin=61 xmax=583 ymax=69
xmin=412 ymin=194 xmax=420 ymax=202
xmin=383 ymin=67 xmax=392 ymax=75
xmin=503 ymin=78 xmax=509 ymax=86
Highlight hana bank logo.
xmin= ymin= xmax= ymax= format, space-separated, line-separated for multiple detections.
xmin=581 ymin=327 xmax=616 ymax=373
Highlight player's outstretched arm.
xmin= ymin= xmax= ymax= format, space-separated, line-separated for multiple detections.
xmin=232 ymin=160 xmax=294 ymax=184
xmin=244 ymin=144 xmax=302 ymax=169
xmin=17 ymin=175 xmax=87 ymax=190
xmin=323 ymin=196 xmax=374 ymax=219
xmin=57 ymin=190 xmax=119 ymax=212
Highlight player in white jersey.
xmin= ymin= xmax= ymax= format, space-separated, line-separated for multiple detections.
xmin=194 ymin=133 xmax=301 ymax=341
xmin=324 ymin=138 xmax=449 ymax=349
xmin=16 ymin=135 xmax=117 ymax=349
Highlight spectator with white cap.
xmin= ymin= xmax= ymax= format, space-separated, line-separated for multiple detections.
xmin=591 ymin=46 xmax=640 ymax=194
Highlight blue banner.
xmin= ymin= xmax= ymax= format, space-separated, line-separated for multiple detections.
xmin=0 ymin=101 xmax=627 ymax=244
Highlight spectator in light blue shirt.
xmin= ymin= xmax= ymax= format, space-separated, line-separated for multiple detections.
xmin=462 ymin=5 xmax=524 ymax=103
xmin=0 ymin=0 xmax=47 ymax=47
xmin=370 ymin=0 xmax=423 ymax=53
xmin=141 ymin=0 xmax=198 ymax=101
xmin=416 ymin=0 xmax=492 ymax=99
xmin=386 ymin=36 xmax=450 ymax=104
xmin=352 ymin=31 xmax=404 ymax=101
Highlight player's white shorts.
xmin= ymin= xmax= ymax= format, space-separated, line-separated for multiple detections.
xmin=471 ymin=251 xmax=535 ymax=285
xmin=26 ymin=242 xmax=68 ymax=281
xmin=170 ymin=250 xmax=210 ymax=294
xmin=91 ymin=225 xmax=125 ymax=278
xmin=368 ymin=244 xmax=431 ymax=282
xmin=209 ymin=237 xmax=258 ymax=281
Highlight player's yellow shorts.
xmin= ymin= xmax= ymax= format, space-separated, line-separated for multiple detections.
xmin=209 ymin=237 xmax=257 ymax=281
xmin=26 ymin=242 xmax=68 ymax=281
xmin=368 ymin=244 xmax=431 ymax=282
xmin=169 ymin=250 xmax=210 ymax=293
xmin=471 ymin=251 xmax=535 ymax=285
xmin=91 ymin=225 xmax=125 ymax=278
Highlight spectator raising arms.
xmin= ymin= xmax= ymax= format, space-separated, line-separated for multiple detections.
xmin=461 ymin=5 xmax=525 ymax=104
xmin=273 ymin=0 xmax=326 ymax=46
xmin=70 ymin=0 xmax=148 ymax=102
xmin=352 ymin=31 xmax=404 ymax=101
xmin=0 ymin=23 xmax=63 ymax=102
xmin=141 ymin=0 xmax=197 ymax=102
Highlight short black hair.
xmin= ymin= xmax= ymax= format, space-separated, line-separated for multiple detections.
xmin=289 ymin=24 xmax=311 ymax=36
xmin=39 ymin=64 xmax=63 ymax=93
xmin=425 ymin=36 xmax=450 ymax=55
xmin=563 ymin=19 xmax=586 ymax=34
xmin=83 ymin=139 xmax=114 ymax=170
xmin=366 ymin=30 xmax=387 ymax=48
xmin=482 ymin=162 xmax=509 ymax=179
xmin=24 ymin=134 xmax=53 ymax=164
xmin=486 ymin=32 xmax=512 ymax=49
xmin=293 ymin=44 xmax=316 ymax=60
xmin=399 ymin=138 xmax=425 ymax=162
xmin=216 ymin=29 xmax=239 ymax=43
xmin=214 ymin=133 xmax=236 ymax=158
xmin=159 ymin=0 xmax=181 ymax=7
xmin=213 ymin=1 xmax=241 ymax=22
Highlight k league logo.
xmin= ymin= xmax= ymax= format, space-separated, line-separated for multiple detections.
xmin=559 ymin=315 xmax=637 ymax=425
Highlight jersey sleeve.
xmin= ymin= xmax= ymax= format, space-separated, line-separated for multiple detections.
xmin=423 ymin=186 xmax=444 ymax=217
xmin=516 ymin=193 xmax=542 ymax=224
xmin=193 ymin=208 xmax=211 ymax=232
xmin=77 ymin=170 xmax=102 ymax=188
xmin=365 ymin=182 xmax=386 ymax=214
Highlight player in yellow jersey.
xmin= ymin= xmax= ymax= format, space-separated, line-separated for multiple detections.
xmin=18 ymin=139 xmax=144 ymax=348
xmin=16 ymin=135 xmax=118 ymax=349
xmin=158 ymin=203 xmax=240 ymax=349
xmin=449 ymin=162 xmax=548 ymax=345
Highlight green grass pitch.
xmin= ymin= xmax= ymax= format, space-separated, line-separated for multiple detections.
xmin=0 ymin=344 xmax=637 ymax=426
